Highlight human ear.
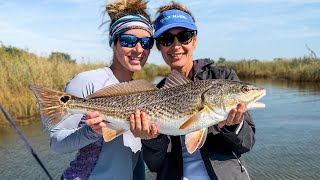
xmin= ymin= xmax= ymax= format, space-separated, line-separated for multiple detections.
xmin=156 ymin=42 xmax=161 ymax=50
xmin=112 ymin=41 xmax=118 ymax=52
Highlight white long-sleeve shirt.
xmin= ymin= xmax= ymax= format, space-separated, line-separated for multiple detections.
xmin=50 ymin=67 xmax=142 ymax=180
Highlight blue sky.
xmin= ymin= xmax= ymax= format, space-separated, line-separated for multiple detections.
xmin=1 ymin=0 xmax=320 ymax=65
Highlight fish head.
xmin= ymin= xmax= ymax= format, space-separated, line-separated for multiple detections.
xmin=202 ymin=80 xmax=266 ymax=115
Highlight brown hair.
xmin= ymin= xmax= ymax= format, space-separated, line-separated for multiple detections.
xmin=102 ymin=0 xmax=151 ymax=29
xmin=155 ymin=1 xmax=195 ymax=23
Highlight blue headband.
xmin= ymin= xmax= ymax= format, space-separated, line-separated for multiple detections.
xmin=109 ymin=15 xmax=153 ymax=47
xmin=154 ymin=9 xmax=197 ymax=38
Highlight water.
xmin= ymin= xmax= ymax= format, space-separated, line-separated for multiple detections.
xmin=244 ymin=79 xmax=320 ymax=180
xmin=0 ymin=79 xmax=319 ymax=180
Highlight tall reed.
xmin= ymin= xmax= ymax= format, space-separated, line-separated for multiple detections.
xmin=0 ymin=46 xmax=170 ymax=123
xmin=214 ymin=57 xmax=320 ymax=82
xmin=0 ymin=46 xmax=104 ymax=123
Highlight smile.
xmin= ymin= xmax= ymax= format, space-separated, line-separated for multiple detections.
xmin=170 ymin=53 xmax=183 ymax=58
xmin=128 ymin=56 xmax=143 ymax=61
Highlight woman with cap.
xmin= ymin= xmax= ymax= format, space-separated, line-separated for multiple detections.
xmin=49 ymin=0 xmax=157 ymax=179
xmin=141 ymin=1 xmax=255 ymax=180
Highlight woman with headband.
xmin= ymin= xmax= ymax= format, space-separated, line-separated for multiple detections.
xmin=49 ymin=0 xmax=157 ymax=179
xmin=141 ymin=1 xmax=255 ymax=180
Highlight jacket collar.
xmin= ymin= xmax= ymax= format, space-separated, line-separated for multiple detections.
xmin=191 ymin=59 xmax=215 ymax=79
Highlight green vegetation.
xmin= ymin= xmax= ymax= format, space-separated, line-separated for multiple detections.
xmin=133 ymin=63 xmax=171 ymax=80
xmin=212 ymin=57 xmax=320 ymax=82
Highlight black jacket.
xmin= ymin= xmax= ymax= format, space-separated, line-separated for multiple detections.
xmin=142 ymin=59 xmax=255 ymax=180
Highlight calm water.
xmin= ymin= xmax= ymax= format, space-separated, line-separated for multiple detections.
xmin=0 ymin=79 xmax=319 ymax=180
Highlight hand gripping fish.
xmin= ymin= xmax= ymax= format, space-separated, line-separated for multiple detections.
xmin=30 ymin=70 xmax=266 ymax=154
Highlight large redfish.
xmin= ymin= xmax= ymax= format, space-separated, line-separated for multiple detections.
xmin=30 ymin=70 xmax=266 ymax=154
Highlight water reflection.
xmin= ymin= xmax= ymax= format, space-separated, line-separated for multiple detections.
xmin=245 ymin=78 xmax=320 ymax=95
xmin=244 ymin=79 xmax=320 ymax=180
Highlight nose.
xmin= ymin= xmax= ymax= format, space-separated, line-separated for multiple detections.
xmin=133 ymin=41 xmax=144 ymax=53
xmin=172 ymin=36 xmax=182 ymax=47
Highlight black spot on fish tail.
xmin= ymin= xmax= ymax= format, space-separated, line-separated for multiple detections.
xmin=60 ymin=96 xmax=70 ymax=103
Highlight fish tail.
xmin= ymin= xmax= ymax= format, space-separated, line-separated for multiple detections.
xmin=30 ymin=84 xmax=71 ymax=131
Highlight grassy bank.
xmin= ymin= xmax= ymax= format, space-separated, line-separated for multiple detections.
xmin=214 ymin=57 xmax=320 ymax=82
xmin=0 ymin=45 xmax=170 ymax=123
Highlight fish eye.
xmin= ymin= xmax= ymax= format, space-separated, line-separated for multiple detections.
xmin=60 ymin=95 xmax=70 ymax=103
xmin=241 ymin=86 xmax=250 ymax=93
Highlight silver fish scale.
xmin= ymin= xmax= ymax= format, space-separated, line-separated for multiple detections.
xmin=70 ymin=80 xmax=215 ymax=122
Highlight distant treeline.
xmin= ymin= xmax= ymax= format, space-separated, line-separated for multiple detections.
xmin=211 ymin=57 xmax=320 ymax=82
xmin=0 ymin=44 xmax=319 ymax=122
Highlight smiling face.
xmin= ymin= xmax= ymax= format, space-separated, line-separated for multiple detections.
xmin=156 ymin=27 xmax=197 ymax=73
xmin=112 ymin=29 xmax=152 ymax=73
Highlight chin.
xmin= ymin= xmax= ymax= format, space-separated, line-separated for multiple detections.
xmin=129 ymin=65 xmax=142 ymax=72
xmin=170 ymin=60 xmax=186 ymax=69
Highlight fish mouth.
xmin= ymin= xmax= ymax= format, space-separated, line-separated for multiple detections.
xmin=246 ymin=90 xmax=266 ymax=110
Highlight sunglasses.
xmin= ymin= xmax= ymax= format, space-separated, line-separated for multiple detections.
xmin=156 ymin=30 xmax=197 ymax=47
xmin=118 ymin=34 xmax=154 ymax=50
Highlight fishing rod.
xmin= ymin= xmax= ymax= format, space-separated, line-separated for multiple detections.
xmin=0 ymin=103 xmax=53 ymax=180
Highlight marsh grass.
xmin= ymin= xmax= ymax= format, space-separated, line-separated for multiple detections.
xmin=0 ymin=46 xmax=105 ymax=124
xmin=0 ymin=46 xmax=170 ymax=123
xmin=214 ymin=57 xmax=320 ymax=82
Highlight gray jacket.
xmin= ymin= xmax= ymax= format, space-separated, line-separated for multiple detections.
xmin=142 ymin=59 xmax=255 ymax=180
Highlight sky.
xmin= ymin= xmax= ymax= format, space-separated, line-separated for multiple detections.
xmin=1 ymin=0 xmax=320 ymax=65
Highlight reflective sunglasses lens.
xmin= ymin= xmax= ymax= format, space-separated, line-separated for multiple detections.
xmin=140 ymin=37 xmax=154 ymax=49
xmin=119 ymin=34 xmax=153 ymax=49
xmin=158 ymin=34 xmax=175 ymax=46
xmin=157 ymin=31 xmax=195 ymax=46
xmin=119 ymin=34 xmax=138 ymax=48
xmin=177 ymin=31 xmax=194 ymax=44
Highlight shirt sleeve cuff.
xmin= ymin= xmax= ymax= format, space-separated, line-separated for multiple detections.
xmin=221 ymin=120 xmax=244 ymax=135
xmin=85 ymin=125 xmax=102 ymax=139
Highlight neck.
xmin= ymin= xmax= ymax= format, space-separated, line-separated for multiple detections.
xmin=110 ymin=62 xmax=134 ymax=82
xmin=172 ymin=60 xmax=194 ymax=79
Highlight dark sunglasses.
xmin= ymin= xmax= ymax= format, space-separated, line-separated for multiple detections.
xmin=156 ymin=30 xmax=197 ymax=47
xmin=118 ymin=34 xmax=154 ymax=50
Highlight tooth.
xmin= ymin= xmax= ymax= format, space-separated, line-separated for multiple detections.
xmin=130 ymin=57 xmax=142 ymax=60
xmin=172 ymin=54 xmax=182 ymax=57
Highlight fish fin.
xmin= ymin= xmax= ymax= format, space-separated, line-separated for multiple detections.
xmin=30 ymin=85 xmax=72 ymax=131
xmin=185 ymin=128 xmax=208 ymax=154
xmin=247 ymin=102 xmax=266 ymax=110
xmin=102 ymin=124 xmax=126 ymax=142
xmin=162 ymin=69 xmax=192 ymax=89
xmin=86 ymin=80 xmax=156 ymax=99
xmin=180 ymin=105 xmax=211 ymax=130
xmin=198 ymin=129 xmax=208 ymax=149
